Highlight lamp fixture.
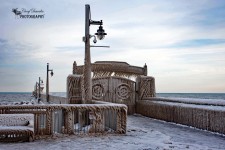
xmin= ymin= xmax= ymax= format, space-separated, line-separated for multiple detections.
xmin=95 ymin=25 xmax=107 ymax=40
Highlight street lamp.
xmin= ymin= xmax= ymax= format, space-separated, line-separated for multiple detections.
xmin=35 ymin=82 xmax=38 ymax=99
xmin=38 ymin=77 xmax=43 ymax=103
xmin=95 ymin=24 xmax=107 ymax=40
xmin=46 ymin=63 xmax=54 ymax=103
xmin=83 ymin=4 xmax=107 ymax=101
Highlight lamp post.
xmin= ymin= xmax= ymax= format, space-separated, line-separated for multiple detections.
xmin=35 ymin=82 xmax=38 ymax=99
xmin=83 ymin=4 xmax=107 ymax=101
xmin=46 ymin=63 xmax=54 ymax=103
xmin=38 ymin=77 xmax=43 ymax=103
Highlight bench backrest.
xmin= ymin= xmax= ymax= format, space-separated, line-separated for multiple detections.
xmin=0 ymin=114 xmax=34 ymax=126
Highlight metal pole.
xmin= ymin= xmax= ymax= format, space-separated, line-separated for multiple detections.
xmin=83 ymin=4 xmax=92 ymax=101
xmin=39 ymin=77 xmax=41 ymax=100
xmin=46 ymin=63 xmax=49 ymax=102
xmin=35 ymin=82 xmax=38 ymax=99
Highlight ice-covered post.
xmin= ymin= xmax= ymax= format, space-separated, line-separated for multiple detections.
xmin=83 ymin=4 xmax=92 ymax=101
xmin=83 ymin=4 xmax=107 ymax=101
xmin=38 ymin=77 xmax=43 ymax=103
xmin=38 ymin=77 xmax=41 ymax=101
xmin=35 ymin=82 xmax=38 ymax=99
xmin=46 ymin=63 xmax=54 ymax=103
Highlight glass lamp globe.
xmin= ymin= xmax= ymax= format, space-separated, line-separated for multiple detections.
xmin=95 ymin=25 xmax=107 ymax=40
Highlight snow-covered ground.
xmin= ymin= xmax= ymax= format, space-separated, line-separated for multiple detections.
xmin=1 ymin=114 xmax=225 ymax=150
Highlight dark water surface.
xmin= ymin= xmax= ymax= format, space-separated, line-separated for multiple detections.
xmin=0 ymin=92 xmax=225 ymax=103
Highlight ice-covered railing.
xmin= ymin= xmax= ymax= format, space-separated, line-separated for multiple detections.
xmin=0 ymin=101 xmax=127 ymax=138
xmin=136 ymin=99 xmax=225 ymax=135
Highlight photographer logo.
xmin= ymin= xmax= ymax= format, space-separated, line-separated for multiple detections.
xmin=12 ymin=8 xmax=45 ymax=19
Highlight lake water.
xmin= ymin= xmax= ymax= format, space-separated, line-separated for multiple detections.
xmin=156 ymin=93 xmax=225 ymax=100
xmin=0 ymin=92 xmax=224 ymax=103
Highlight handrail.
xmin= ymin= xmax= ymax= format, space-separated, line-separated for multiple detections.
xmin=0 ymin=102 xmax=127 ymax=137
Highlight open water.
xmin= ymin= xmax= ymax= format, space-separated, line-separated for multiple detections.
xmin=0 ymin=92 xmax=225 ymax=103
xmin=156 ymin=93 xmax=225 ymax=100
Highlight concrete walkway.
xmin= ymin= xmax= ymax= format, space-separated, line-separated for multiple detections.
xmin=1 ymin=114 xmax=225 ymax=150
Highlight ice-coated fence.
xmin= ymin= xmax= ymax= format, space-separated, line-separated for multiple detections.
xmin=136 ymin=99 xmax=225 ymax=134
xmin=0 ymin=102 xmax=127 ymax=138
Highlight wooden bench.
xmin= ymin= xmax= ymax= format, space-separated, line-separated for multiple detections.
xmin=0 ymin=114 xmax=34 ymax=142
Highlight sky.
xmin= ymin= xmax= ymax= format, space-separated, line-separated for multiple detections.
xmin=0 ymin=0 xmax=225 ymax=93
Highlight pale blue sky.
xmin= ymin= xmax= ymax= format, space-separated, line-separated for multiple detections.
xmin=0 ymin=0 xmax=225 ymax=93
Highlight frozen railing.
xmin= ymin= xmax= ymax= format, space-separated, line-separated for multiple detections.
xmin=136 ymin=99 xmax=225 ymax=135
xmin=0 ymin=102 xmax=127 ymax=138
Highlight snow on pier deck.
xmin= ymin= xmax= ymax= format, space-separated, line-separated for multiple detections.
xmin=1 ymin=114 xmax=224 ymax=150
